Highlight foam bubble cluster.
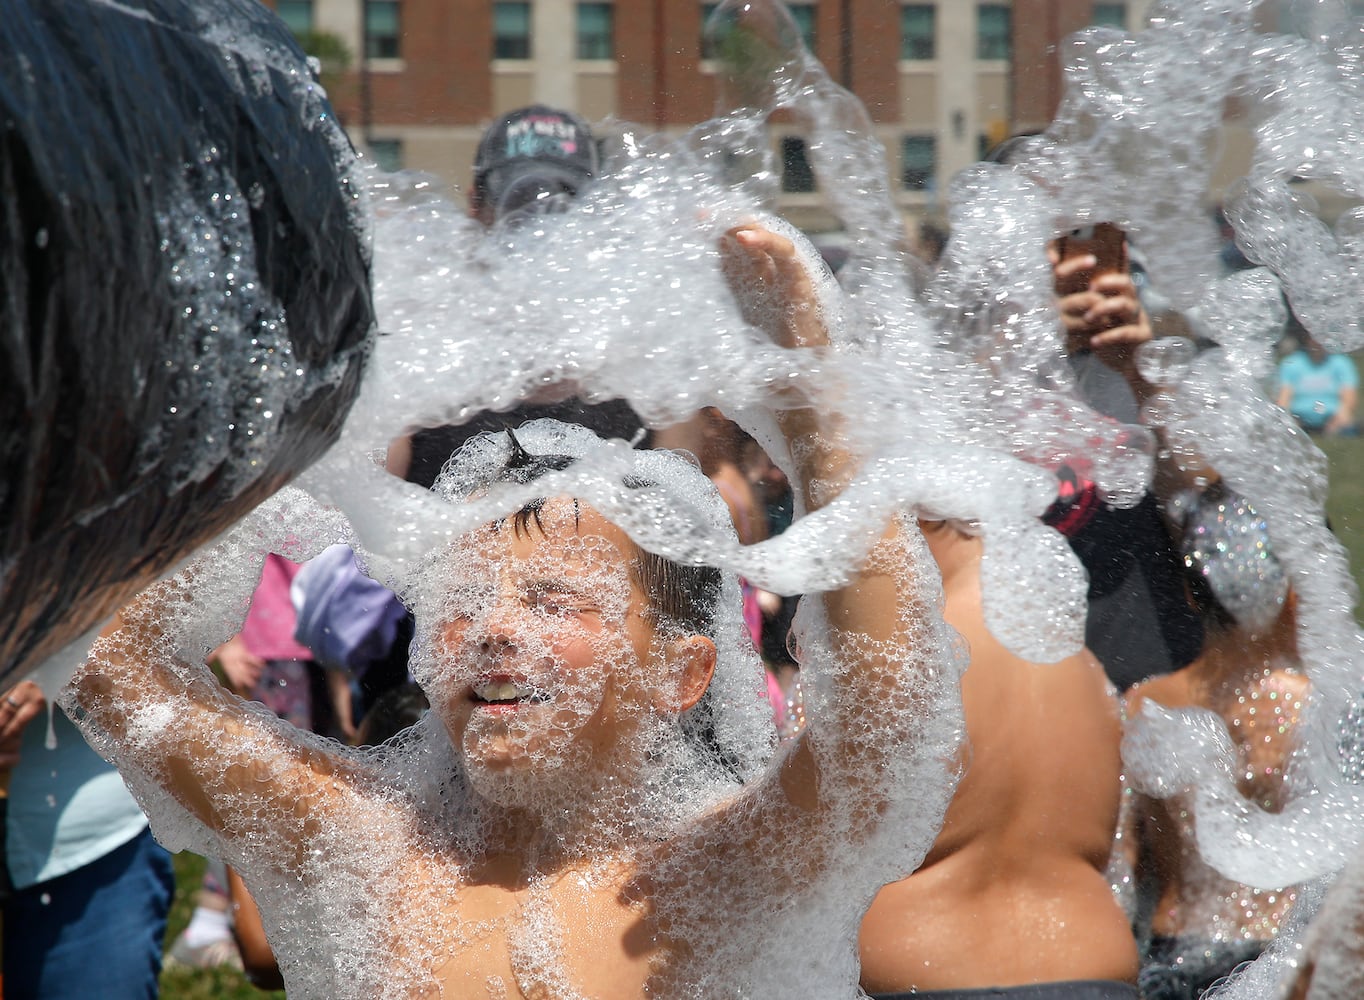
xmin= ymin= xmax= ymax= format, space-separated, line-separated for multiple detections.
xmin=48 ymin=0 xmax=1364 ymax=996
xmin=67 ymin=467 xmax=964 ymax=997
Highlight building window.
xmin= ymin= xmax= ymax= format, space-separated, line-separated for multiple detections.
xmin=365 ymin=0 xmax=400 ymax=59
xmin=1092 ymin=3 xmax=1126 ymax=28
xmin=901 ymin=135 xmax=936 ymax=191
xmin=367 ymin=139 xmax=404 ymax=172
xmin=900 ymin=5 xmax=935 ymax=60
xmin=781 ymin=136 xmax=817 ymax=193
xmin=494 ymin=2 xmax=532 ymax=59
xmin=976 ymin=4 xmax=1011 ymax=61
xmin=276 ymin=0 xmax=313 ymax=36
xmin=577 ymin=3 xmax=614 ymax=59
xmin=789 ymin=3 xmax=816 ymax=53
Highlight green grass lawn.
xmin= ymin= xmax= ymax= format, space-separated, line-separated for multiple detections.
xmin=159 ymin=851 xmax=284 ymax=1000
xmin=1320 ymin=434 xmax=1364 ymax=614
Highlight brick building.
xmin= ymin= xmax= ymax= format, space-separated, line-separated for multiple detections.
xmin=261 ymin=1 xmax=1350 ymax=233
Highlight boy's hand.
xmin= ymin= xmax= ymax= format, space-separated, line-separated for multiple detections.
xmin=721 ymin=223 xmax=852 ymax=509
xmin=721 ymin=224 xmax=829 ymax=349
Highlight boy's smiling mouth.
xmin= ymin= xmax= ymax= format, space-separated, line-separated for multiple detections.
xmin=471 ymin=676 xmax=551 ymax=709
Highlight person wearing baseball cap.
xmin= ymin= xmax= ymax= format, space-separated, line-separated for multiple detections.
xmin=469 ymin=105 xmax=600 ymax=226
xmin=386 ymin=105 xmax=641 ymax=479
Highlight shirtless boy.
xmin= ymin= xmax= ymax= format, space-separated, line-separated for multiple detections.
xmin=66 ymin=225 xmax=964 ymax=999
xmin=858 ymin=519 xmax=1139 ymax=1000
xmin=856 ymin=237 xmax=1149 ymax=1000
xmin=1124 ymin=486 xmax=1306 ymax=1000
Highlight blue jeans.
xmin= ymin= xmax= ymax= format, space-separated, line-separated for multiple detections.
xmin=4 ymin=827 xmax=174 ymax=999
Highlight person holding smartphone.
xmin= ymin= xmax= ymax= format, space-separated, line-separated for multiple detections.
xmin=1041 ymin=224 xmax=1207 ymax=692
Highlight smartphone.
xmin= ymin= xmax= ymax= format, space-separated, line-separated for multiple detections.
xmin=1054 ymin=222 xmax=1127 ymax=296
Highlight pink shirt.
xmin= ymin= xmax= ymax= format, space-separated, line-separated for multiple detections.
xmin=239 ymin=553 xmax=313 ymax=661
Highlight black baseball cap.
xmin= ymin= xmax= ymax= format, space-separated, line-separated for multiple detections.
xmin=472 ymin=105 xmax=598 ymax=221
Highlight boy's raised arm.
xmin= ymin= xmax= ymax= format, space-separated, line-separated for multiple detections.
xmin=723 ymin=224 xmax=912 ymax=649
xmin=65 ymin=575 xmax=353 ymax=872
xmin=720 ymin=224 xmax=961 ymax=849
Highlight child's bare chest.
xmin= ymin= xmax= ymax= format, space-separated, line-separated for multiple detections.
xmin=391 ymin=853 xmax=677 ymax=1000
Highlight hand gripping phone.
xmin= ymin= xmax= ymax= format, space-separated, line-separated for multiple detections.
xmin=1054 ymin=222 xmax=1127 ymax=296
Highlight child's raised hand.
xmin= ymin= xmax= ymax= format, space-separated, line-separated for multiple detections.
xmin=721 ymin=223 xmax=829 ymax=350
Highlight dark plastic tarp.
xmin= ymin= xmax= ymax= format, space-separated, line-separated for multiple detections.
xmin=0 ymin=0 xmax=374 ymax=683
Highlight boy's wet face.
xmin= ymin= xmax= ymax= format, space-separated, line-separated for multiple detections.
xmin=427 ymin=499 xmax=664 ymax=794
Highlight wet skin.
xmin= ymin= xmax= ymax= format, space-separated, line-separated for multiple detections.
xmin=860 ymin=522 xmax=1140 ymax=992
xmin=71 ymin=224 xmax=956 ymax=999
xmin=429 ymin=501 xmax=669 ymax=782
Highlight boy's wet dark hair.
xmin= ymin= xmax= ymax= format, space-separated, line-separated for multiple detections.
xmin=982 ymin=130 xmax=1044 ymax=166
xmin=1176 ymin=481 xmax=1289 ymax=635
xmin=496 ymin=429 xmax=724 ymax=641
xmin=1183 ymin=551 xmax=1238 ymax=633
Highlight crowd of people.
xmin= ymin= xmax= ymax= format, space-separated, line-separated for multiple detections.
xmin=0 ymin=94 xmax=1348 ymax=1000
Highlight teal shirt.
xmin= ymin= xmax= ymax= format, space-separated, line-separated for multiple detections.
xmin=1278 ymin=350 xmax=1359 ymax=428
xmin=5 ymin=707 xmax=148 ymax=889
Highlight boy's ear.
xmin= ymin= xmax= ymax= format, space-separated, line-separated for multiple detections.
xmin=660 ymin=635 xmax=716 ymax=713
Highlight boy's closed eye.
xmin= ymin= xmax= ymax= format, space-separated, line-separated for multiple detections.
xmin=526 ymin=583 xmax=601 ymax=619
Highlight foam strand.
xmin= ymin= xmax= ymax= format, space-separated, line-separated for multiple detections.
xmin=54 ymin=2 xmax=1364 ymax=995
xmin=1201 ymin=873 xmax=1329 ymax=1000
xmin=1048 ymin=4 xmax=1254 ymax=307
xmin=968 ymin=6 xmax=1364 ymax=926
xmin=302 ymin=160 xmax=1089 ymax=660
xmin=1285 ymin=845 xmax=1364 ymax=1000
xmin=1127 ymin=270 xmax=1364 ymax=894
xmin=1125 ymin=703 xmax=1364 ymax=886
xmin=696 ymin=9 xmax=1097 ymax=657
xmin=1225 ymin=14 xmax=1364 ymax=351
xmin=929 ymin=161 xmax=1158 ymax=511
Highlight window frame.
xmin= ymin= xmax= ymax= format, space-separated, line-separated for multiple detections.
xmin=364 ymin=0 xmax=401 ymax=60
xmin=780 ymin=135 xmax=818 ymax=194
xmin=976 ymin=3 xmax=1011 ymax=62
xmin=576 ymin=2 xmax=615 ymax=61
xmin=493 ymin=1 xmax=533 ymax=61
xmin=787 ymin=2 xmax=817 ymax=54
xmin=366 ymin=138 xmax=404 ymax=173
xmin=900 ymin=4 xmax=936 ymax=61
xmin=275 ymin=0 xmax=314 ymax=37
xmin=700 ymin=2 xmax=722 ymax=61
xmin=900 ymin=134 xmax=937 ymax=193
xmin=1091 ymin=3 xmax=1127 ymax=29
